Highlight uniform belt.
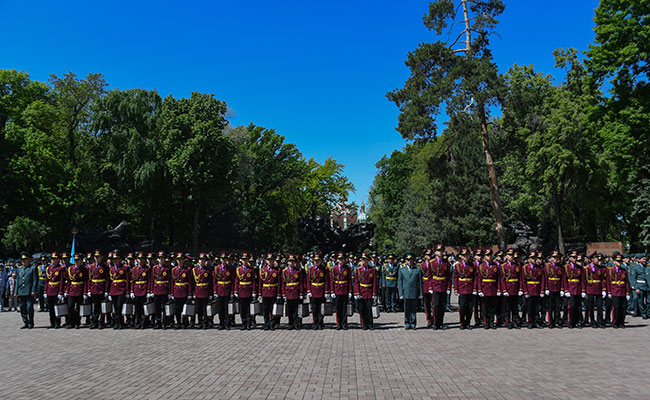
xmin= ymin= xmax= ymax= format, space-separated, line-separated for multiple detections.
xmin=386 ymin=276 xmax=397 ymax=280
xmin=91 ymin=279 xmax=106 ymax=283
xmin=196 ymin=283 xmax=209 ymax=287
xmin=174 ymin=282 xmax=188 ymax=286
xmin=135 ymin=281 xmax=147 ymax=284
xmin=459 ymin=278 xmax=472 ymax=282
xmin=506 ymin=279 xmax=518 ymax=282
xmin=587 ymin=280 xmax=600 ymax=283
xmin=239 ymin=281 xmax=252 ymax=285
xmin=48 ymin=282 xmax=61 ymax=285
xmin=568 ymin=279 xmax=580 ymax=282
xmin=71 ymin=281 xmax=84 ymax=285
xmin=155 ymin=280 xmax=168 ymax=284
xmin=482 ymin=279 xmax=496 ymax=282
xmin=432 ymin=276 xmax=446 ymax=280
xmin=263 ymin=283 xmax=278 ymax=287
xmin=311 ymin=283 xmax=324 ymax=286
xmin=527 ymin=281 xmax=540 ymax=284
xmin=286 ymin=282 xmax=299 ymax=286
xmin=637 ymin=280 xmax=646 ymax=283
xmin=360 ymin=283 xmax=372 ymax=287
xmin=423 ymin=277 xmax=430 ymax=280
xmin=218 ymin=281 xmax=232 ymax=285
xmin=611 ymin=280 xmax=625 ymax=284
xmin=548 ymin=277 xmax=560 ymax=281
xmin=335 ymin=280 xmax=348 ymax=284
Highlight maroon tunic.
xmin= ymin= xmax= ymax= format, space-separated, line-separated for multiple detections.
xmin=477 ymin=261 xmax=500 ymax=296
xmin=354 ymin=265 xmax=377 ymax=299
xmin=607 ymin=266 xmax=629 ymax=297
xmin=420 ymin=260 xmax=433 ymax=293
xmin=150 ymin=264 xmax=171 ymax=295
xmin=545 ymin=262 xmax=563 ymax=293
xmin=234 ymin=265 xmax=256 ymax=298
xmin=499 ymin=261 xmax=520 ymax=295
xmin=88 ymin=262 xmax=109 ymax=295
xmin=44 ymin=263 xmax=66 ymax=296
xmin=430 ymin=257 xmax=451 ymax=293
xmin=171 ymin=266 xmax=192 ymax=298
xmin=65 ymin=265 xmax=88 ymax=296
xmin=282 ymin=265 xmax=305 ymax=300
xmin=131 ymin=264 xmax=151 ymax=297
xmin=453 ymin=261 xmax=476 ymax=295
xmin=562 ymin=263 xmax=583 ymax=295
xmin=307 ymin=265 xmax=330 ymax=298
xmin=213 ymin=263 xmax=234 ymax=297
xmin=330 ymin=264 xmax=352 ymax=296
xmin=108 ymin=263 xmax=130 ymax=296
xmin=521 ymin=263 xmax=545 ymax=296
xmin=259 ymin=265 xmax=282 ymax=298
xmin=583 ymin=264 xmax=605 ymax=295
xmin=192 ymin=265 xmax=213 ymax=299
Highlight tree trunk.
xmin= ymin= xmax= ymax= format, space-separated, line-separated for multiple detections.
xmin=192 ymin=202 xmax=201 ymax=256
xmin=551 ymin=192 xmax=565 ymax=254
xmin=478 ymin=107 xmax=506 ymax=250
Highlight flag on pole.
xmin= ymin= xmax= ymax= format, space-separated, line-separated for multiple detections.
xmin=70 ymin=235 xmax=76 ymax=264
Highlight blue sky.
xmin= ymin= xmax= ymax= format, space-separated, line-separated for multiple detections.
xmin=1 ymin=0 xmax=599 ymax=208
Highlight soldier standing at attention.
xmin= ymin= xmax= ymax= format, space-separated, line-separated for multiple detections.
xmin=213 ymin=252 xmax=234 ymax=330
xmin=607 ymin=253 xmax=630 ymax=328
xmin=259 ymin=252 xmax=282 ymax=331
xmin=65 ymin=253 xmax=88 ymax=329
xmin=235 ymin=252 xmax=256 ymax=330
xmin=282 ymin=254 xmax=305 ymax=330
xmin=544 ymin=250 xmax=564 ymax=329
xmin=44 ymin=252 xmax=65 ymax=328
xmin=192 ymin=253 xmax=213 ymax=330
xmin=522 ymin=251 xmax=545 ymax=329
xmin=354 ymin=252 xmax=377 ymax=330
xmin=561 ymin=251 xmax=584 ymax=329
xmin=130 ymin=252 xmax=151 ymax=329
xmin=583 ymin=252 xmax=607 ymax=328
xmin=307 ymin=252 xmax=329 ymax=330
xmin=629 ymin=255 xmax=649 ymax=319
xmin=87 ymin=249 xmax=109 ymax=329
xmin=171 ymin=253 xmax=193 ymax=329
xmin=381 ymin=254 xmax=398 ymax=312
xmin=420 ymin=249 xmax=434 ymax=328
xmin=500 ymin=248 xmax=522 ymax=329
xmin=108 ymin=250 xmax=129 ymax=330
xmin=15 ymin=253 xmax=38 ymax=329
xmin=151 ymin=251 xmax=172 ymax=329
xmin=430 ymin=244 xmax=451 ymax=330
xmin=398 ymin=252 xmax=422 ymax=330
xmin=331 ymin=252 xmax=352 ymax=330
xmin=454 ymin=249 xmax=477 ymax=330
xmin=471 ymin=249 xmax=484 ymax=328
xmin=477 ymin=249 xmax=500 ymax=330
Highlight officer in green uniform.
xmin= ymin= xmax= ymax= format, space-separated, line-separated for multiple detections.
xmin=398 ymin=252 xmax=423 ymax=329
xmin=37 ymin=255 xmax=48 ymax=311
xmin=630 ymin=255 xmax=649 ymax=319
xmin=15 ymin=253 xmax=39 ymax=328
xmin=380 ymin=253 xmax=398 ymax=312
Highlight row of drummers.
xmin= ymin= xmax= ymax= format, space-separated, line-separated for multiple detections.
xmin=42 ymin=249 xmax=381 ymax=330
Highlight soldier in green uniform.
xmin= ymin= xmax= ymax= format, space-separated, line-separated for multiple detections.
xmin=15 ymin=253 xmax=39 ymax=329
xmin=630 ymin=255 xmax=649 ymax=319
xmin=398 ymin=252 xmax=423 ymax=330
xmin=380 ymin=253 xmax=398 ymax=312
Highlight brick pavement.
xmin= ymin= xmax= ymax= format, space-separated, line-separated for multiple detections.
xmin=1 ymin=304 xmax=649 ymax=400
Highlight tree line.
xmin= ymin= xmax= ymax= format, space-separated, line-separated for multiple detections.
xmin=369 ymin=0 xmax=650 ymax=254
xmin=0 ymin=71 xmax=354 ymax=255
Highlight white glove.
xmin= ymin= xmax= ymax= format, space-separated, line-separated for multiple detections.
xmin=564 ymin=292 xmax=570 ymax=297
xmin=355 ymin=295 xmax=361 ymax=300
xmin=503 ymin=292 xmax=509 ymax=296
xmin=299 ymin=295 xmax=303 ymax=300
xmin=373 ymin=296 xmax=378 ymax=301
xmin=602 ymin=291 xmax=607 ymax=298
xmin=108 ymin=295 xmax=112 ymax=301
xmin=83 ymin=295 xmax=88 ymax=301
xmin=348 ymin=293 xmax=352 ymax=299
xmin=581 ymin=293 xmax=586 ymax=298
xmin=190 ymin=295 xmax=195 ymax=300
xmin=43 ymin=294 xmax=47 ymax=299
xmin=560 ymin=291 xmax=564 ymax=297
xmin=130 ymin=293 xmax=135 ymax=299
xmin=64 ymin=293 xmax=68 ymax=297
xmin=472 ymin=291 xmax=477 ymax=295
xmin=626 ymin=295 xmax=630 ymax=301
xmin=540 ymin=293 xmax=545 ymax=298
xmin=276 ymin=296 xmax=281 ymax=301
xmin=478 ymin=292 xmax=484 ymax=297
xmin=208 ymin=295 xmax=213 ymax=300
xmin=497 ymin=292 xmax=501 ymax=296
xmin=418 ymin=296 xmax=423 ymax=300
xmin=608 ymin=294 xmax=612 ymax=299
xmin=168 ymin=295 xmax=172 ymax=300
xmin=545 ymin=290 xmax=550 ymax=295
xmin=331 ymin=294 xmax=336 ymax=299
xmin=525 ymin=294 xmax=530 ymax=299
xmin=518 ymin=291 xmax=523 ymax=296
xmin=104 ymin=292 xmax=108 ymax=298
xmin=57 ymin=295 xmax=63 ymax=301
xmin=454 ymin=291 xmax=459 ymax=296
xmin=447 ymin=290 xmax=450 ymax=294
xmin=428 ymin=290 xmax=433 ymax=294
xmin=400 ymin=296 xmax=404 ymax=300
xmin=87 ymin=292 xmax=91 ymax=297
xmin=307 ymin=293 xmax=311 ymax=299
xmin=258 ymin=296 xmax=263 ymax=302
xmin=282 ymin=296 xmax=287 ymax=301
xmin=325 ymin=294 xmax=331 ymax=300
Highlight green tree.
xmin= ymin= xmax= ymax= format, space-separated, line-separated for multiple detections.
xmin=2 ymin=216 xmax=51 ymax=254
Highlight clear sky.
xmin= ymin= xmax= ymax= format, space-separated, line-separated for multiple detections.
xmin=1 ymin=0 xmax=600 ymax=208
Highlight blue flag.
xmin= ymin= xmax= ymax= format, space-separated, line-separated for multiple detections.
xmin=70 ymin=235 xmax=76 ymax=264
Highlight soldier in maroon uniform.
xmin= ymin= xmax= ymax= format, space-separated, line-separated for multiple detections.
xmin=191 ymin=253 xmax=213 ymax=330
xmin=307 ymin=252 xmax=330 ymax=330
xmin=235 ymin=252 xmax=257 ymax=330
xmin=522 ymin=251 xmax=546 ymax=328
xmin=354 ymin=252 xmax=377 ymax=330
xmin=213 ymin=252 xmax=234 ymax=330
xmin=64 ymin=253 xmax=88 ymax=329
xmin=607 ymin=253 xmax=630 ymax=328
xmin=420 ymin=249 xmax=434 ymax=328
xmin=453 ymin=249 xmax=477 ymax=329
xmin=562 ymin=251 xmax=584 ymax=328
xmin=583 ymin=252 xmax=607 ymax=328
xmin=258 ymin=252 xmax=282 ymax=330
xmin=44 ymin=252 xmax=65 ymax=329
xmin=130 ymin=251 xmax=151 ymax=329
xmin=107 ymin=250 xmax=129 ymax=329
xmin=477 ymin=249 xmax=500 ymax=329
xmin=500 ymin=248 xmax=522 ymax=329
xmin=150 ymin=251 xmax=172 ymax=329
xmin=544 ymin=250 xmax=564 ymax=328
xmin=430 ymin=244 xmax=451 ymax=330
xmin=171 ymin=253 xmax=193 ymax=329
xmin=282 ymin=254 xmax=305 ymax=330
xmin=86 ymin=249 xmax=109 ymax=329
xmin=331 ymin=252 xmax=352 ymax=330
xmin=471 ymin=249 xmax=484 ymax=327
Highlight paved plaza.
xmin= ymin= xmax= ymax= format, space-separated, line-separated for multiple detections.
xmin=1 ymin=304 xmax=649 ymax=400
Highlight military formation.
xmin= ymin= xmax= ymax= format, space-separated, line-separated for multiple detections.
xmin=4 ymin=244 xmax=649 ymax=331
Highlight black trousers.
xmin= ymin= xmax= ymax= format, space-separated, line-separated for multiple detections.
xmin=239 ymin=297 xmax=252 ymax=327
xmin=481 ymin=296 xmax=497 ymax=326
xmin=46 ymin=296 xmax=61 ymax=326
xmin=404 ymin=298 xmax=417 ymax=326
xmin=561 ymin=295 xmax=569 ymax=324
xmin=154 ymin=294 xmax=168 ymax=326
xmin=38 ymin=285 xmax=46 ymax=310
xmin=612 ymin=296 xmax=626 ymax=327
xmin=287 ymin=298 xmax=300 ymax=328
xmin=547 ymin=292 xmax=562 ymax=326
xmin=218 ymin=296 xmax=230 ymax=327
xmin=335 ymin=295 xmax=349 ymax=328
xmin=432 ymin=291 xmax=447 ymax=327
xmin=91 ymin=294 xmax=104 ymax=326
xmin=111 ymin=294 xmax=125 ymax=326
xmin=586 ymin=294 xmax=604 ymax=326
xmin=310 ymin=297 xmax=325 ymax=327
xmin=358 ymin=298 xmax=373 ymax=328
xmin=568 ymin=295 xmax=582 ymax=326
xmin=174 ymin=297 xmax=187 ymax=326
xmin=134 ymin=296 xmax=147 ymax=327
xmin=473 ymin=295 xmax=482 ymax=325
xmin=526 ymin=296 xmax=541 ymax=325
xmin=458 ymin=294 xmax=473 ymax=327
xmin=604 ymin=295 xmax=613 ymax=324
xmin=423 ymin=292 xmax=433 ymax=325
xmin=262 ymin=296 xmax=276 ymax=327
xmin=18 ymin=295 xmax=35 ymax=326
xmin=67 ymin=295 xmax=83 ymax=327
xmin=503 ymin=295 xmax=520 ymax=325
xmin=196 ymin=297 xmax=208 ymax=326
